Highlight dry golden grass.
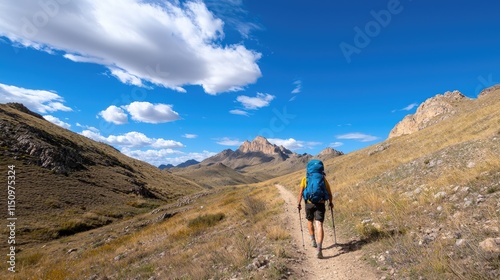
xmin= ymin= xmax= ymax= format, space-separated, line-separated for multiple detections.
xmin=0 ymin=103 xmax=204 ymax=247
xmin=2 ymin=89 xmax=500 ymax=279
xmin=5 ymin=183 xmax=293 ymax=279
xmin=274 ymin=88 xmax=500 ymax=279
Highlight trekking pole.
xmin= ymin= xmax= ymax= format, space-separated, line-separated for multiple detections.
xmin=330 ymin=207 xmax=337 ymax=245
xmin=298 ymin=207 xmax=305 ymax=248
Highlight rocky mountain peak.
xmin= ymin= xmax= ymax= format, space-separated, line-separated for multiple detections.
xmin=238 ymin=136 xmax=291 ymax=155
xmin=389 ymin=90 xmax=470 ymax=138
xmin=478 ymin=84 xmax=500 ymax=98
xmin=318 ymin=147 xmax=344 ymax=157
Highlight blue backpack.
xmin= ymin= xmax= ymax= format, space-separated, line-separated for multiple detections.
xmin=303 ymin=159 xmax=329 ymax=203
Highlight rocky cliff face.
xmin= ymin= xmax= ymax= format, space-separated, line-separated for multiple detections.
xmin=389 ymin=90 xmax=470 ymax=138
xmin=316 ymin=147 xmax=344 ymax=159
xmin=238 ymin=136 xmax=293 ymax=157
xmin=0 ymin=103 xmax=96 ymax=174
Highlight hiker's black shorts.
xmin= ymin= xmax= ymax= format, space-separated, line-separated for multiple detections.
xmin=305 ymin=202 xmax=325 ymax=222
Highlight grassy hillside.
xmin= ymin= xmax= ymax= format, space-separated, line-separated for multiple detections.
xmin=277 ymin=87 xmax=500 ymax=279
xmin=0 ymin=103 xmax=204 ymax=245
xmin=1 ymin=86 xmax=499 ymax=279
xmin=170 ymin=162 xmax=261 ymax=188
xmin=3 ymin=183 xmax=294 ymax=279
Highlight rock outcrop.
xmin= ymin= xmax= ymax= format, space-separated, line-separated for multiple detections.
xmin=389 ymin=90 xmax=470 ymax=138
xmin=238 ymin=136 xmax=293 ymax=157
xmin=316 ymin=147 xmax=344 ymax=159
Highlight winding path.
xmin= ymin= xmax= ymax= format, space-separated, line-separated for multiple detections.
xmin=276 ymin=184 xmax=379 ymax=280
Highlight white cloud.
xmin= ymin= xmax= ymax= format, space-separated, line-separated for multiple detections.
xmin=182 ymin=134 xmax=198 ymax=139
xmin=336 ymin=133 xmax=378 ymax=142
xmin=216 ymin=137 xmax=242 ymax=146
xmin=236 ymin=92 xmax=275 ymax=110
xmin=81 ymin=130 xmax=184 ymax=149
xmin=76 ymin=123 xmax=99 ymax=132
xmin=291 ymin=80 xmax=302 ymax=94
xmin=109 ymin=68 xmax=144 ymax=87
xmin=402 ymin=103 xmax=418 ymax=111
xmin=268 ymin=138 xmax=321 ymax=150
xmin=330 ymin=142 xmax=344 ymax=148
xmin=99 ymin=105 xmax=128 ymax=125
xmin=151 ymin=139 xmax=185 ymax=149
xmin=0 ymin=0 xmax=261 ymax=94
xmin=43 ymin=115 xmax=71 ymax=129
xmin=0 ymin=83 xmax=71 ymax=113
xmin=123 ymin=102 xmax=180 ymax=124
xmin=229 ymin=109 xmax=250 ymax=116
xmin=122 ymin=148 xmax=216 ymax=167
xmin=393 ymin=103 xmax=419 ymax=113
xmin=205 ymin=0 xmax=262 ymax=39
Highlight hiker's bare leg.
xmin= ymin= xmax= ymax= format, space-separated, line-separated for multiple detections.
xmin=307 ymin=220 xmax=315 ymax=236
xmin=316 ymin=220 xmax=324 ymax=247
xmin=307 ymin=220 xmax=317 ymax=247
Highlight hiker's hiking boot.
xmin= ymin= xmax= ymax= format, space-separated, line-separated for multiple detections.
xmin=316 ymin=250 xmax=323 ymax=259
xmin=311 ymin=240 xmax=317 ymax=248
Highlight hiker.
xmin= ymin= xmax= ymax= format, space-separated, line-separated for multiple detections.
xmin=297 ymin=159 xmax=333 ymax=259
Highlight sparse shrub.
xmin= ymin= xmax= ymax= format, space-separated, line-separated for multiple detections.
xmin=356 ymin=222 xmax=383 ymax=240
xmin=487 ymin=186 xmax=498 ymax=194
xmin=126 ymin=198 xmax=159 ymax=209
xmin=18 ymin=252 xmax=44 ymax=266
xmin=234 ymin=231 xmax=259 ymax=260
xmin=187 ymin=213 xmax=225 ymax=230
xmin=58 ymin=219 xmax=94 ymax=236
xmin=44 ymin=198 xmax=62 ymax=209
xmin=240 ymin=196 xmax=266 ymax=218
xmin=266 ymin=225 xmax=290 ymax=241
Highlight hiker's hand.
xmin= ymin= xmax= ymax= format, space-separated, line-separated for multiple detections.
xmin=329 ymin=202 xmax=334 ymax=209
xmin=297 ymin=204 xmax=302 ymax=211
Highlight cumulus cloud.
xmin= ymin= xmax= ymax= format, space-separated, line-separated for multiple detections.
xmin=43 ymin=115 xmax=71 ymax=129
xmin=0 ymin=0 xmax=261 ymax=94
xmin=99 ymin=105 xmax=128 ymax=125
xmin=122 ymin=148 xmax=216 ymax=167
xmin=98 ymin=102 xmax=180 ymax=124
xmin=81 ymin=130 xmax=184 ymax=149
xmin=123 ymin=102 xmax=180 ymax=124
xmin=0 ymin=83 xmax=71 ymax=113
xmin=336 ymin=133 xmax=378 ymax=142
xmin=268 ymin=138 xmax=321 ymax=151
xmin=236 ymin=92 xmax=275 ymax=110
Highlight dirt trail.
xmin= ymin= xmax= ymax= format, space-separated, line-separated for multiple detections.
xmin=276 ymin=184 xmax=379 ymax=280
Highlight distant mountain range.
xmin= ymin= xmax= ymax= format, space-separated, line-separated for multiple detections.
xmin=159 ymin=159 xmax=199 ymax=170
xmin=169 ymin=136 xmax=343 ymax=187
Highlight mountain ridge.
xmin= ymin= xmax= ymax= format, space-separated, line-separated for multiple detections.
xmin=170 ymin=136 xmax=343 ymax=186
xmin=0 ymin=102 xmax=204 ymax=244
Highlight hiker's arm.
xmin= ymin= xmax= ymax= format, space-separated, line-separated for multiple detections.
xmin=325 ymin=178 xmax=334 ymax=208
xmin=297 ymin=177 xmax=305 ymax=210
xmin=297 ymin=188 xmax=303 ymax=210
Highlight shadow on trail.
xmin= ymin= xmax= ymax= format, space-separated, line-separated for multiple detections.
xmin=322 ymin=237 xmax=374 ymax=259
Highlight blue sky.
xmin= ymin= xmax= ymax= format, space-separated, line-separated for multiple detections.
xmin=1 ymin=0 xmax=499 ymax=166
